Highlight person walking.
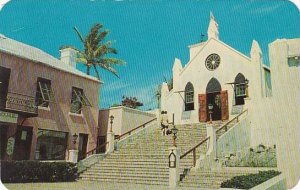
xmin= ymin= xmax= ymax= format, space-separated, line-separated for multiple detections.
xmin=160 ymin=111 xmax=169 ymax=136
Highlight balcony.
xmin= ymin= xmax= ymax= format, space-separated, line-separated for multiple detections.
xmin=0 ymin=92 xmax=38 ymax=117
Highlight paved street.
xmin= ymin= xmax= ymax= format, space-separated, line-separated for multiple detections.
xmin=3 ymin=181 xmax=218 ymax=190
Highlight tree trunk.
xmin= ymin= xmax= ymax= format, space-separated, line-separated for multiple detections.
xmin=87 ymin=66 xmax=90 ymax=75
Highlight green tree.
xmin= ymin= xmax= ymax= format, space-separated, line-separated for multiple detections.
xmin=73 ymin=23 xmax=125 ymax=79
xmin=121 ymin=96 xmax=143 ymax=109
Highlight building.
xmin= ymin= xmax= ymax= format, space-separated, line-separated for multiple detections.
xmin=0 ymin=34 xmax=101 ymax=162
xmin=160 ymin=12 xmax=271 ymax=125
xmin=160 ymin=13 xmax=300 ymax=188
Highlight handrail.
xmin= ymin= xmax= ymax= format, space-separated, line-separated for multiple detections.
xmin=115 ymin=118 xmax=157 ymax=141
xmin=216 ymin=109 xmax=248 ymax=134
xmin=180 ymin=137 xmax=210 ymax=167
xmin=86 ymin=142 xmax=109 ymax=157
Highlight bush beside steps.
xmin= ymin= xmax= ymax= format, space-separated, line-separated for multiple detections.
xmin=1 ymin=160 xmax=78 ymax=183
xmin=220 ymin=170 xmax=281 ymax=189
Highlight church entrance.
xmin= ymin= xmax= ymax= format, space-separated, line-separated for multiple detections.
xmin=206 ymin=92 xmax=221 ymax=121
xmin=198 ymin=78 xmax=229 ymax=122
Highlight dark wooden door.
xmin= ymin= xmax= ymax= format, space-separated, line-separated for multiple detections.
xmin=198 ymin=94 xmax=207 ymax=122
xmin=0 ymin=125 xmax=8 ymax=159
xmin=13 ymin=126 xmax=33 ymax=160
xmin=221 ymin=90 xmax=229 ymax=121
xmin=97 ymin=136 xmax=106 ymax=153
xmin=78 ymin=134 xmax=88 ymax=161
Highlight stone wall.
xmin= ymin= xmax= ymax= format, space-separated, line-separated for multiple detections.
xmin=98 ymin=106 xmax=156 ymax=136
xmin=217 ymin=117 xmax=251 ymax=159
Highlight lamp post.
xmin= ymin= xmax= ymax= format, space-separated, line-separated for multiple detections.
xmin=109 ymin=115 xmax=114 ymax=132
xmin=170 ymin=114 xmax=178 ymax=147
xmin=72 ymin=133 xmax=78 ymax=144
xmin=208 ymin=103 xmax=213 ymax=124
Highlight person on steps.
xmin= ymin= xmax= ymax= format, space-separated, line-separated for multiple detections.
xmin=160 ymin=111 xmax=169 ymax=136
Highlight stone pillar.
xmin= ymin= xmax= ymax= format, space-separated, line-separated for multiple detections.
xmin=68 ymin=150 xmax=78 ymax=163
xmin=169 ymin=146 xmax=180 ymax=188
xmin=206 ymin=124 xmax=217 ymax=160
xmin=106 ymin=132 xmax=115 ymax=154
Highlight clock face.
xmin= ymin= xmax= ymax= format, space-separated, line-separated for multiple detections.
xmin=205 ymin=53 xmax=221 ymax=71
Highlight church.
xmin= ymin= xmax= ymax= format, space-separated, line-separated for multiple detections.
xmin=160 ymin=12 xmax=272 ymax=125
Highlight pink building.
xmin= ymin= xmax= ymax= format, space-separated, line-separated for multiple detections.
xmin=0 ymin=34 xmax=101 ymax=161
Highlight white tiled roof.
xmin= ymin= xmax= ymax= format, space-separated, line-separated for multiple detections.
xmin=0 ymin=34 xmax=101 ymax=83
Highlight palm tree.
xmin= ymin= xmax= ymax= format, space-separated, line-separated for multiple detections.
xmin=73 ymin=23 xmax=124 ymax=79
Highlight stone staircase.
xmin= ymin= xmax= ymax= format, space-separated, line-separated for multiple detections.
xmin=80 ymin=122 xmax=214 ymax=186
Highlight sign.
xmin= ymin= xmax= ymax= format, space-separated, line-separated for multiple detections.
xmin=0 ymin=111 xmax=18 ymax=123
xmin=21 ymin=131 xmax=27 ymax=140
xmin=6 ymin=137 xmax=15 ymax=156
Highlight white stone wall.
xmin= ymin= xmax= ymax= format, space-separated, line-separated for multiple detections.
xmin=99 ymin=106 xmax=156 ymax=136
xmin=217 ymin=117 xmax=251 ymax=158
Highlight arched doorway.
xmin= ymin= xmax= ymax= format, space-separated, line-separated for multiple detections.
xmin=206 ymin=78 xmax=222 ymax=121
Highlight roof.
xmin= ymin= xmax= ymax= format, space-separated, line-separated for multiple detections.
xmin=0 ymin=34 xmax=102 ymax=83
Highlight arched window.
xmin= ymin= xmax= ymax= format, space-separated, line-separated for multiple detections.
xmin=234 ymin=73 xmax=248 ymax=105
xmin=185 ymin=82 xmax=194 ymax=111
xmin=206 ymin=77 xmax=221 ymax=93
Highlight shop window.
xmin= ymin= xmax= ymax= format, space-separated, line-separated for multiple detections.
xmin=36 ymin=129 xmax=68 ymax=160
xmin=36 ymin=78 xmax=55 ymax=107
xmin=288 ymin=56 xmax=300 ymax=67
xmin=70 ymin=87 xmax=91 ymax=114
xmin=185 ymin=82 xmax=194 ymax=111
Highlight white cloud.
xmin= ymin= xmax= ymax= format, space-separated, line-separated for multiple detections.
xmin=0 ymin=0 xmax=10 ymax=11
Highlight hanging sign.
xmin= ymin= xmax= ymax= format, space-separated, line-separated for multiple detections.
xmin=6 ymin=137 xmax=15 ymax=156
xmin=0 ymin=111 xmax=18 ymax=123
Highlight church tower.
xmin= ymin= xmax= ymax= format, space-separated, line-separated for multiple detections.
xmin=207 ymin=12 xmax=219 ymax=40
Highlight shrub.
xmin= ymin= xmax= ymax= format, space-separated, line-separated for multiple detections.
xmin=221 ymin=170 xmax=281 ymax=189
xmin=1 ymin=160 xmax=78 ymax=183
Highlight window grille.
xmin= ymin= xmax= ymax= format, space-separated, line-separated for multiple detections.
xmin=36 ymin=78 xmax=55 ymax=107
xmin=71 ymin=87 xmax=91 ymax=114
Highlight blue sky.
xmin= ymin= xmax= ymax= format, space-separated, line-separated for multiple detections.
xmin=0 ymin=0 xmax=299 ymax=110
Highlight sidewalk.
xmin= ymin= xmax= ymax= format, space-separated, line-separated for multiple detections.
xmin=3 ymin=181 xmax=217 ymax=190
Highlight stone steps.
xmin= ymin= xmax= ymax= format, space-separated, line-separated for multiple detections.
xmin=80 ymin=122 xmax=218 ymax=186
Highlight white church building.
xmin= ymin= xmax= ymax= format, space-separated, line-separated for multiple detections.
xmin=161 ymin=12 xmax=271 ymax=125
xmin=160 ymin=13 xmax=300 ymax=188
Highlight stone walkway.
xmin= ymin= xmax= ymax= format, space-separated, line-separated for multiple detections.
xmin=3 ymin=181 xmax=217 ymax=190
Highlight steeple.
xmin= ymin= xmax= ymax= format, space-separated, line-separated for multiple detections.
xmin=207 ymin=11 xmax=219 ymax=40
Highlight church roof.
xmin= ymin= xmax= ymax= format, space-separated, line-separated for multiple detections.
xmin=0 ymin=34 xmax=101 ymax=83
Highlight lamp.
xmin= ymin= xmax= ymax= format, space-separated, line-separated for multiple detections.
xmin=170 ymin=113 xmax=178 ymax=147
xmin=208 ymin=103 xmax=213 ymax=124
xmin=72 ymin=133 xmax=78 ymax=144
xmin=169 ymin=150 xmax=176 ymax=168
xmin=109 ymin=115 xmax=114 ymax=132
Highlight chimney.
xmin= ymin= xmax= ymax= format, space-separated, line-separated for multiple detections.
xmin=60 ymin=47 xmax=78 ymax=68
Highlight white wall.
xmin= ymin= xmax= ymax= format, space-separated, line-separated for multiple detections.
xmin=217 ymin=117 xmax=251 ymax=158
xmin=99 ymin=106 xmax=156 ymax=136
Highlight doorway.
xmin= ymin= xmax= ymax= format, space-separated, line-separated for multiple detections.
xmin=97 ymin=136 xmax=106 ymax=153
xmin=206 ymin=78 xmax=222 ymax=121
xmin=13 ymin=126 xmax=33 ymax=160
xmin=206 ymin=92 xmax=222 ymax=121
xmin=0 ymin=125 xmax=8 ymax=159
xmin=78 ymin=133 xmax=88 ymax=161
